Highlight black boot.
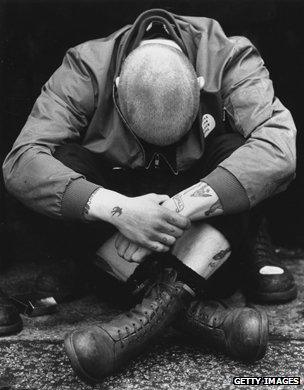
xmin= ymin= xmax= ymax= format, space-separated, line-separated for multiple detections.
xmin=64 ymin=268 xmax=194 ymax=383
xmin=176 ymin=299 xmax=268 ymax=361
xmin=243 ymin=218 xmax=297 ymax=303
xmin=0 ymin=288 xmax=23 ymax=336
xmin=34 ymin=257 xmax=138 ymax=308
xmin=34 ymin=258 xmax=89 ymax=302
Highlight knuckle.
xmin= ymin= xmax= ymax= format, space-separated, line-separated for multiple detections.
xmin=170 ymin=236 xmax=176 ymax=244
xmin=174 ymin=229 xmax=183 ymax=237
xmin=149 ymin=243 xmax=161 ymax=252
xmin=162 ymin=235 xmax=175 ymax=245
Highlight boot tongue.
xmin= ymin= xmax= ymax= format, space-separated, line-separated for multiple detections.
xmin=142 ymin=268 xmax=178 ymax=299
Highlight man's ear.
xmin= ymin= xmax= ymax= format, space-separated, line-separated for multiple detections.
xmin=115 ymin=77 xmax=120 ymax=87
xmin=197 ymin=76 xmax=205 ymax=90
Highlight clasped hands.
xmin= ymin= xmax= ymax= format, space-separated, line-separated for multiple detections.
xmin=113 ymin=193 xmax=191 ymax=263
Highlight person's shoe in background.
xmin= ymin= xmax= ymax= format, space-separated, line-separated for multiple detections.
xmin=242 ymin=218 xmax=297 ymax=304
xmin=0 ymin=288 xmax=23 ymax=336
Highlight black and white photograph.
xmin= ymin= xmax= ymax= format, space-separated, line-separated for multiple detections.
xmin=0 ymin=0 xmax=304 ymax=389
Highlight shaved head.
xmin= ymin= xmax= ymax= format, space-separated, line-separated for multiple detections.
xmin=117 ymin=43 xmax=200 ymax=146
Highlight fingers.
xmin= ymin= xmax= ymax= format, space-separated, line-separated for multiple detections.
xmin=115 ymin=233 xmax=124 ymax=249
xmin=131 ymin=247 xmax=151 ymax=263
xmin=163 ymin=209 xmax=191 ymax=229
xmin=123 ymin=241 xmax=139 ymax=261
xmin=146 ymin=241 xmax=170 ymax=253
xmin=154 ymin=233 xmax=176 ymax=246
xmin=116 ymin=236 xmax=130 ymax=258
xmin=158 ymin=223 xmax=184 ymax=238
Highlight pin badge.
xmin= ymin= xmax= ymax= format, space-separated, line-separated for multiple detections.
xmin=202 ymin=114 xmax=216 ymax=137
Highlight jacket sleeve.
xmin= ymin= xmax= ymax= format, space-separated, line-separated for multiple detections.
xmin=203 ymin=36 xmax=296 ymax=213
xmin=2 ymin=47 xmax=100 ymax=220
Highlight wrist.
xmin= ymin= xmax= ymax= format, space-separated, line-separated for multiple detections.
xmin=162 ymin=198 xmax=176 ymax=212
xmin=85 ymin=188 xmax=128 ymax=224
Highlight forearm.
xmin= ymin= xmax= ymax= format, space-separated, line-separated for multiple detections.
xmin=84 ymin=188 xmax=128 ymax=225
xmin=162 ymin=181 xmax=223 ymax=220
xmin=116 ymin=182 xmax=224 ymax=263
xmin=3 ymin=145 xmax=99 ymax=220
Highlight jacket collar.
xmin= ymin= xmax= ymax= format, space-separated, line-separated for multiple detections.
xmin=113 ymin=8 xmax=192 ymax=80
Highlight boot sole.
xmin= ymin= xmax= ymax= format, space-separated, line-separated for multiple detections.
xmin=64 ymin=332 xmax=100 ymax=384
xmin=0 ymin=320 xmax=23 ymax=336
xmin=246 ymin=284 xmax=297 ymax=304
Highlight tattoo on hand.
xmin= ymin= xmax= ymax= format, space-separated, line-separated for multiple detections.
xmin=205 ymin=199 xmax=223 ymax=216
xmin=172 ymin=195 xmax=184 ymax=213
xmin=213 ymin=247 xmax=231 ymax=260
xmin=111 ymin=206 xmax=123 ymax=217
xmin=190 ymin=183 xmax=212 ymax=198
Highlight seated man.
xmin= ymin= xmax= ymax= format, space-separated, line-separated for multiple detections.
xmin=2 ymin=8 xmax=296 ymax=382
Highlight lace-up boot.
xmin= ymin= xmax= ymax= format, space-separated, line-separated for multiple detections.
xmin=0 ymin=288 xmax=23 ymax=336
xmin=176 ymin=300 xmax=268 ymax=361
xmin=64 ymin=269 xmax=194 ymax=383
xmin=243 ymin=218 xmax=297 ymax=303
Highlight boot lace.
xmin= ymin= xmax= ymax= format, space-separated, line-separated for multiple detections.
xmin=254 ymin=222 xmax=274 ymax=265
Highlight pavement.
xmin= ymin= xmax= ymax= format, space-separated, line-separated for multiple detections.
xmin=0 ymin=254 xmax=303 ymax=390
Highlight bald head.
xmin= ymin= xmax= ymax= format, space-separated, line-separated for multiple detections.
xmin=117 ymin=43 xmax=200 ymax=146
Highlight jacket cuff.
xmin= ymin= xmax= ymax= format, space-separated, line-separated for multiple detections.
xmin=202 ymin=167 xmax=250 ymax=214
xmin=61 ymin=178 xmax=101 ymax=220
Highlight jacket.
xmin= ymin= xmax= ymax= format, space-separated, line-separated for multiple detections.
xmin=2 ymin=9 xmax=297 ymax=220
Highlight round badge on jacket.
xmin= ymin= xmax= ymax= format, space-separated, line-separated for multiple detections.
xmin=202 ymin=114 xmax=216 ymax=137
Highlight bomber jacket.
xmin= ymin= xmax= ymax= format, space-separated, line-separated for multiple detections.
xmin=2 ymin=9 xmax=297 ymax=220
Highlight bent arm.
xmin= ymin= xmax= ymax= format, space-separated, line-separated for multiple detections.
xmin=2 ymin=47 xmax=99 ymax=220
xmin=202 ymin=36 xmax=296 ymax=211
xmin=162 ymin=181 xmax=223 ymax=219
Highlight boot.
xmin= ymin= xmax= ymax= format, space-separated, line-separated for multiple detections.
xmin=243 ymin=218 xmax=297 ymax=303
xmin=64 ymin=268 xmax=194 ymax=383
xmin=0 ymin=288 xmax=23 ymax=336
xmin=176 ymin=299 xmax=268 ymax=361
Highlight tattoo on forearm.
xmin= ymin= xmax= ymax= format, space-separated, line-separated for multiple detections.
xmin=213 ymin=247 xmax=231 ymax=260
xmin=111 ymin=206 xmax=123 ymax=217
xmin=190 ymin=183 xmax=212 ymax=198
xmin=172 ymin=195 xmax=185 ymax=213
xmin=205 ymin=199 xmax=223 ymax=216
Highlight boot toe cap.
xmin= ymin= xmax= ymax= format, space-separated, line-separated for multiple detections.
xmin=228 ymin=308 xmax=268 ymax=361
xmin=65 ymin=326 xmax=115 ymax=382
